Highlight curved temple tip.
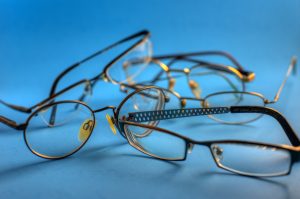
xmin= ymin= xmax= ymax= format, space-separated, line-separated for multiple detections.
xmin=244 ymin=72 xmax=256 ymax=82
xmin=291 ymin=56 xmax=297 ymax=75
xmin=0 ymin=99 xmax=31 ymax=113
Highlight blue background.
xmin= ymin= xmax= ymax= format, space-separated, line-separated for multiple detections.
xmin=0 ymin=0 xmax=300 ymax=199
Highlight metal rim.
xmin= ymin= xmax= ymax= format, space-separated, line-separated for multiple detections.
xmin=23 ymin=100 xmax=95 ymax=159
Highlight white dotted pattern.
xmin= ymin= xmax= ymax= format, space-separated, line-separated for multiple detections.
xmin=128 ymin=107 xmax=229 ymax=122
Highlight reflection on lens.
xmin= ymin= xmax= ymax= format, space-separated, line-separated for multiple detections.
xmin=119 ymin=88 xmax=165 ymax=119
xmin=124 ymin=124 xmax=186 ymax=160
xmin=204 ymin=92 xmax=265 ymax=124
xmin=25 ymin=102 xmax=95 ymax=159
xmin=108 ymin=39 xmax=153 ymax=83
xmin=189 ymin=66 xmax=244 ymax=98
xmin=118 ymin=87 xmax=187 ymax=138
xmin=118 ymin=88 xmax=165 ymax=137
xmin=211 ymin=143 xmax=291 ymax=177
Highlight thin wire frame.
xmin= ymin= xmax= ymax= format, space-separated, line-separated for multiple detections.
xmin=120 ymin=121 xmax=297 ymax=177
xmin=113 ymin=86 xmax=300 ymax=177
xmin=24 ymin=100 xmax=96 ymax=159
xmin=0 ymin=30 xmax=253 ymax=124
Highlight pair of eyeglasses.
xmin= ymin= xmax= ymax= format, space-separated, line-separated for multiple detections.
xmin=1 ymin=30 xmax=251 ymax=120
xmin=115 ymin=86 xmax=300 ymax=177
xmin=121 ymin=56 xmax=297 ymax=126
xmin=131 ymin=56 xmax=297 ymax=125
xmin=0 ymin=81 xmax=166 ymax=159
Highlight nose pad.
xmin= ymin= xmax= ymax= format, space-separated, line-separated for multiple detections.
xmin=202 ymin=100 xmax=209 ymax=108
xmin=188 ymin=143 xmax=195 ymax=154
xmin=78 ymin=119 xmax=95 ymax=142
xmin=212 ymin=145 xmax=224 ymax=162
xmin=168 ymin=78 xmax=176 ymax=91
xmin=180 ymin=99 xmax=187 ymax=108
xmin=106 ymin=114 xmax=117 ymax=135
xmin=189 ymin=80 xmax=201 ymax=98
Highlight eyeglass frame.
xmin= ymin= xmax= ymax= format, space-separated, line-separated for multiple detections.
xmin=114 ymin=86 xmax=300 ymax=177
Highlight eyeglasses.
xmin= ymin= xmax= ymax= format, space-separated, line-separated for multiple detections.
xmin=0 ymin=82 xmax=165 ymax=159
xmin=1 ymin=85 xmax=299 ymax=177
xmin=115 ymin=86 xmax=300 ymax=177
xmin=119 ymin=44 xmax=297 ymax=124
xmin=1 ymin=30 xmax=252 ymax=120
xmin=119 ymin=57 xmax=296 ymax=127
xmin=129 ymin=56 xmax=297 ymax=125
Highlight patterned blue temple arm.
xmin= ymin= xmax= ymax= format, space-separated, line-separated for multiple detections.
xmin=127 ymin=107 xmax=229 ymax=122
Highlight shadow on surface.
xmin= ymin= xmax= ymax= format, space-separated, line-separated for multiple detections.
xmin=0 ymin=140 xmax=127 ymax=183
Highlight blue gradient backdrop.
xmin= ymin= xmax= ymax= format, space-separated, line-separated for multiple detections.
xmin=0 ymin=0 xmax=300 ymax=199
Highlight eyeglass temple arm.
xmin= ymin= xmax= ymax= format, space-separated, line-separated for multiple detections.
xmin=231 ymin=106 xmax=300 ymax=146
xmin=0 ymin=115 xmax=26 ymax=130
xmin=0 ymin=99 xmax=32 ymax=113
xmin=46 ymin=80 xmax=93 ymax=125
xmin=122 ymin=57 xmax=246 ymax=91
xmin=0 ymin=79 xmax=91 ymax=115
xmin=149 ymin=58 xmax=254 ymax=85
xmin=268 ymin=56 xmax=297 ymax=104
xmin=127 ymin=107 xmax=230 ymax=123
xmin=153 ymin=51 xmax=254 ymax=78
xmin=181 ymin=58 xmax=254 ymax=82
xmin=0 ymin=80 xmax=92 ymax=129
xmin=127 ymin=106 xmax=300 ymax=147
xmin=153 ymin=51 xmax=244 ymax=70
xmin=49 ymin=30 xmax=149 ymax=96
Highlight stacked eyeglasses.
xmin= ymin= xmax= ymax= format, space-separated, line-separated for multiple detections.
xmin=0 ymin=30 xmax=298 ymax=177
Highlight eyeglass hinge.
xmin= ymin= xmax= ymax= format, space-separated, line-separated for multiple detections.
xmin=16 ymin=123 xmax=27 ymax=130
xmin=100 ymin=73 xmax=109 ymax=82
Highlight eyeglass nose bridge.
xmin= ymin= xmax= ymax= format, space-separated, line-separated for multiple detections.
xmin=93 ymin=106 xmax=116 ymax=113
xmin=92 ymin=106 xmax=117 ymax=135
